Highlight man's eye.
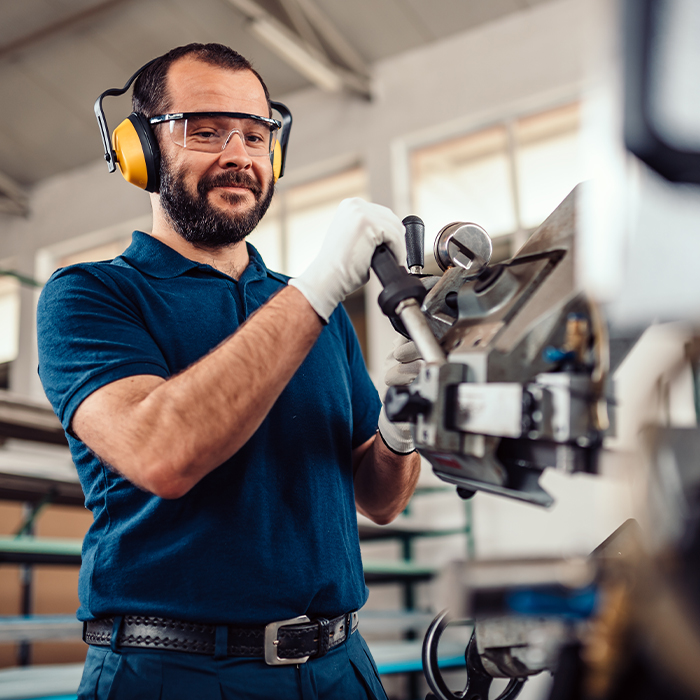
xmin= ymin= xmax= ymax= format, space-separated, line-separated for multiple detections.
xmin=190 ymin=129 xmax=219 ymax=140
xmin=245 ymin=132 xmax=266 ymax=144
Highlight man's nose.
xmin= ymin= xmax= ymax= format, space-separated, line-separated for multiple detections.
xmin=218 ymin=130 xmax=252 ymax=168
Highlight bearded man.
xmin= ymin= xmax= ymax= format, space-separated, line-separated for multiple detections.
xmin=36 ymin=43 xmax=420 ymax=700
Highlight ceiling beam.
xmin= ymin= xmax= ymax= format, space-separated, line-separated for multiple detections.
xmin=0 ymin=170 xmax=28 ymax=216
xmin=0 ymin=0 xmax=130 ymax=62
xmin=277 ymin=0 xmax=326 ymax=55
xmin=225 ymin=0 xmax=370 ymax=98
xmin=285 ymin=0 xmax=370 ymax=79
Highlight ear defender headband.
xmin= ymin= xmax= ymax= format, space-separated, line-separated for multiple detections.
xmin=94 ymin=59 xmax=293 ymax=192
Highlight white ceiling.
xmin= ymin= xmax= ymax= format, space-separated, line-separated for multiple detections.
xmin=0 ymin=0 xmax=554 ymax=207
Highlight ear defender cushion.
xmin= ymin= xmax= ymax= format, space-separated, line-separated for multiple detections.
xmin=271 ymin=141 xmax=282 ymax=182
xmin=112 ymin=113 xmax=160 ymax=192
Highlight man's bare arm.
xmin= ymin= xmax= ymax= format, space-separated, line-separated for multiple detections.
xmin=353 ymin=435 xmax=421 ymax=525
xmin=73 ymin=199 xmax=408 ymax=499
xmin=73 ymin=286 xmax=322 ymax=498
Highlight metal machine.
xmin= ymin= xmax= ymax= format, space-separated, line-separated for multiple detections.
xmin=371 ymin=188 xmax=613 ymax=699
xmin=375 ymin=184 xmax=609 ymax=509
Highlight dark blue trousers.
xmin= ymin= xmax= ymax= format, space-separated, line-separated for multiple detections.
xmin=77 ymin=630 xmax=388 ymax=700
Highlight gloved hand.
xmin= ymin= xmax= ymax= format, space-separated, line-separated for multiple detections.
xmin=377 ymin=335 xmax=424 ymax=454
xmin=288 ymin=198 xmax=406 ymax=322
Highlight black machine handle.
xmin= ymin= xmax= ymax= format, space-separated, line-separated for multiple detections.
xmin=370 ymin=243 xmax=407 ymax=290
xmin=372 ymin=215 xmax=448 ymax=360
xmin=371 ymin=242 xmax=426 ymax=319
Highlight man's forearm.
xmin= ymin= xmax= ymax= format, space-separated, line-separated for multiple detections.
xmin=73 ymin=285 xmax=323 ymax=497
xmin=354 ymin=436 xmax=421 ymax=525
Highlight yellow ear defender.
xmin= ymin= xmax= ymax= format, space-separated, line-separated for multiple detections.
xmin=94 ymin=60 xmax=292 ymax=192
xmin=111 ymin=112 xmax=160 ymax=191
xmin=269 ymin=101 xmax=293 ymax=183
xmin=272 ymin=141 xmax=283 ymax=183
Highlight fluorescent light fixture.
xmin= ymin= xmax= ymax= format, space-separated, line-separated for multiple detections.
xmin=249 ymin=17 xmax=344 ymax=92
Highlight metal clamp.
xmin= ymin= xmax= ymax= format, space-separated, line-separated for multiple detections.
xmin=264 ymin=615 xmax=311 ymax=665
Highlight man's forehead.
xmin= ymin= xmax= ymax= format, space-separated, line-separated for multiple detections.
xmin=165 ymin=57 xmax=268 ymax=114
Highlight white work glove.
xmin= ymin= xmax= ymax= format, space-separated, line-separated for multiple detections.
xmin=378 ymin=335 xmax=425 ymax=454
xmin=288 ymin=198 xmax=407 ymax=323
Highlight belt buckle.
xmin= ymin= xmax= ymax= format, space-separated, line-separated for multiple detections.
xmin=264 ymin=615 xmax=310 ymax=665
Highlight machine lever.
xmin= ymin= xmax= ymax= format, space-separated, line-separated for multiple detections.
xmin=371 ymin=243 xmax=446 ymax=365
xmin=402 ymin=215 xmax=425 ymax=274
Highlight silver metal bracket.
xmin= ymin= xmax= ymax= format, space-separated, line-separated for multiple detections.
xmin=264 ymin=614 xmax=311 ymax=665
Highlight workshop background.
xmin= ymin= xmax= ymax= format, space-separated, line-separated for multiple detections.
xmin=0 ymin=0 xmax=659 ymax=698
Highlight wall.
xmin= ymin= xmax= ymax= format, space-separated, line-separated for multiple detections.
xmin=0 ymin=0 xmax=592 ymax=398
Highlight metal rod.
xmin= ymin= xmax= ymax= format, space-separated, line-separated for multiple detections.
xmin=395 ymin=299 xmax=446 ymax=365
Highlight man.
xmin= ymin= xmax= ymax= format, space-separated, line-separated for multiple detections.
xmin=37 ymin=43 xmax=420 ymax=699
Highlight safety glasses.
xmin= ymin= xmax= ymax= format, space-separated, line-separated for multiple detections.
xmin=149 ymin=111 xmax=282 ymax=156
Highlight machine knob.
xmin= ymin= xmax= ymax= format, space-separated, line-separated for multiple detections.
xmin=433 ymin=222 xmax=492 ymax=275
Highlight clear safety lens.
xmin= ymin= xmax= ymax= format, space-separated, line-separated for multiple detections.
xmin=168 ymin=115 xmax=277 ymax=156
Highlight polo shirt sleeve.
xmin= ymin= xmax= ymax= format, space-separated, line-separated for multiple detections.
xmin=335 ymin=306 xmax=382 ymax=449
xmin=37 ymin=264 xmax=170 ymax=432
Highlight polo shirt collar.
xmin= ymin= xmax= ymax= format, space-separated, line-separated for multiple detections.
xmin=120 ymin=230 xmax=286 ymax=284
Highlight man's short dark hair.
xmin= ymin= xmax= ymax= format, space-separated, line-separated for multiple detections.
xmin=132 ymin=43 xmax=271 ymax=118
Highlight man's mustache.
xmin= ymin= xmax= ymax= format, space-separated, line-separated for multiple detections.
xmin=199 ymin=173 xmax=262 ymax=198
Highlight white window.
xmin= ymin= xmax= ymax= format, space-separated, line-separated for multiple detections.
xmin=515 ymin=104 xmax=583 ymax=229
xmin=248 ymin=167 xmax=367 ymax=276
xmin=412 ymin=125 xmax=517 ymax=242
xmin=411 ymin=103 xmax=587 ymax=265
xmin=0 ymin=273 xmax=20 ymax=366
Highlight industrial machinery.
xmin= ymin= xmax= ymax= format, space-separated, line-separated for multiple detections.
xmin=373 ymin=190 xmax=700 ymax=700
xmin=375 ymin=184 xmax=608 ymax=509
xmin=370 ymin=0 xmax=700 ymax=695
xmin=372 ymin=188 xmax=615 ymax=699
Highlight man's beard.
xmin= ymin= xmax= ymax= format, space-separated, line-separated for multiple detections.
xmin=158 ymin=155 xmax=274 ymax=248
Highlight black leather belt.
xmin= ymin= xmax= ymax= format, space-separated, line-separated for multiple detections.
xmin=83 ymin=612 xmax=359 ymax=665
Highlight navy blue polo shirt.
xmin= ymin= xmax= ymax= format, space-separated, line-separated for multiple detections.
xmin=37 ymin=231 xmax=381 ymax=624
